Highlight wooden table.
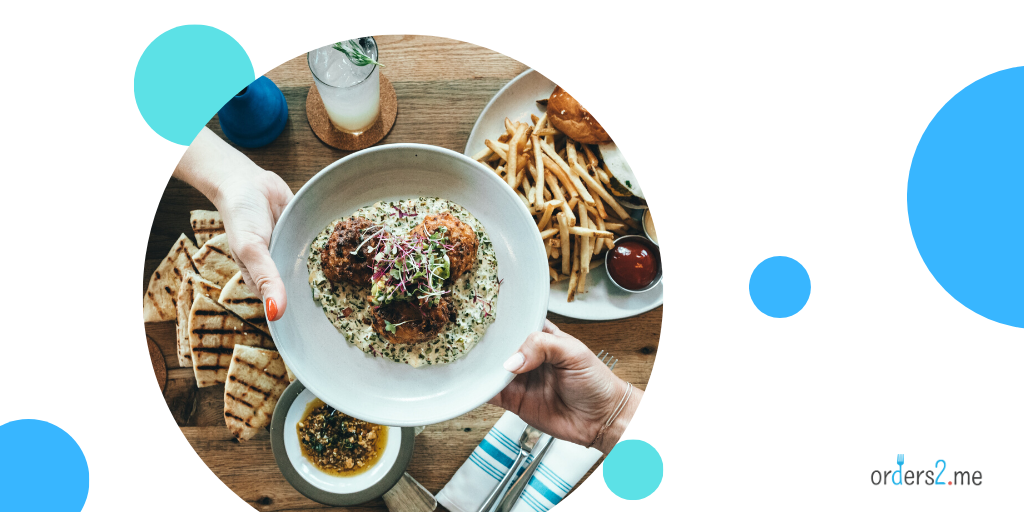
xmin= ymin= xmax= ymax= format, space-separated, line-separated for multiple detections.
xmin=144 ymin=35 xmax=661 ymax=512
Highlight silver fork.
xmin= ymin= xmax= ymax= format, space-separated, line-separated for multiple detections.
xmin=478 ymin=426 xmax=544 ymax=512
xmin=597 ymin=350 xmax=618 ymax=371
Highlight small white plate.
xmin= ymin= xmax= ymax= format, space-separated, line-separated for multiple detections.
xmin=284 ymin=388 xmax=401 ymax=494
xmin=465 ymin=69 xmax=664 ymax=321
xmin=271 ymin=381 xmax=415 ymax=506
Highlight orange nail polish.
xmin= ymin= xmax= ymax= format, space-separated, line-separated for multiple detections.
xmin=267 ymin=298 xmax=278 ymax=321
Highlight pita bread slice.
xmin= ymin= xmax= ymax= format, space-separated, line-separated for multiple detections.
xmin=175 ymin=271 xmax=222 ymax=367
xmin=143 ymin=233 xmax=198 ymax=322
xmin=189 ymin=294 xmax=275 ymax=388
xmin=193 ymin=233 xmax=239 ymax=287
xmin=170 ymin=252 xmax=200 ymax=363
xmin=285 ymin=363 xmax=297 ymax=383
xmin=224 ymin=345 xmax=289 ymax=441
xmin=220 ymin=271 xmax=268 ymax=334
xmin=191 ymin=210 xmax=226 ymax=247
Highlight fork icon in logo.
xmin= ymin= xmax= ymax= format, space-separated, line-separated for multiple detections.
xmin=894 ymin=454 xmax=905 ymax=485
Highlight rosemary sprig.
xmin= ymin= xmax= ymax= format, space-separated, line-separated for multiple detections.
xmin=332 ymin=40 xmax=384 ymax=67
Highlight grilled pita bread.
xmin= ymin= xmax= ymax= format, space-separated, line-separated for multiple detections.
xmin=220 ymin=271 xmax=268 ymax=334
xmin=189 ymin=294 xmax=275 ymax=388
xmin=170 ymin=252 xmax=201 ymax=363
xmin=190 ymin=210 xmax=226 ymax=246
xmin=224 ymin=345 xmax=289 ymax=441
xmin=143 ymin=234 xmax=198 ymax=322
xmin=193 ymin=233 xmax=239 ymax=287
xmin=285 ymin=363 xmax=297 ymax=383
xmin=175 ymin=271 xmax=222 ymax=367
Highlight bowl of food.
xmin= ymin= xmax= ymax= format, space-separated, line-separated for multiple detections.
xmin=271 ymin=381 xmax=416 ymax=506
xmin=268 ymin=143 xmax=549 ymax=426
xmin=605 ymin=235 xmax=662 ymax=294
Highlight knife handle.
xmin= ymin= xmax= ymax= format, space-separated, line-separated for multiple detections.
xmin=383 ymin=472 xmax=437 ymax=512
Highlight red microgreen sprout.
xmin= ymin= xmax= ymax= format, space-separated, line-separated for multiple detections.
xmin=392 ymin=204 xmax=418 ymax=219
xmin=369 ymin=226 xmax=452 ymax=308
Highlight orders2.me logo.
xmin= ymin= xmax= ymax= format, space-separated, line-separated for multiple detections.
xmin=871 ymin=455 xmax=983 ymax=486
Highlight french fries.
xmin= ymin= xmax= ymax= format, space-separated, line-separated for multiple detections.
xmin=557 ymin=212 xmax=571 ymax=276
xmin=477 ymin=107 xmax=647 ymax=302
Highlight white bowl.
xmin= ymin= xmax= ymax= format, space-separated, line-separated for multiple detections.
xmin=284 ymin=388 xmax=402 ymax=494
xmin=270 ymin=381 xmax=416 ymax=506
xmin=268 ymin=143 xmax=549 ymax=426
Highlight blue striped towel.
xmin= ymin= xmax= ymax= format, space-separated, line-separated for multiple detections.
xmin=436 ymin=412 xmax=603 ymax=512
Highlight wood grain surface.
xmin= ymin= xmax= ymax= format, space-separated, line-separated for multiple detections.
xmin=143 ymin=35 xmax=661 ymax=512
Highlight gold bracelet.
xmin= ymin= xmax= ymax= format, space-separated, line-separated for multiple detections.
xmin=588 ymin=382 xmax=633 ymax=449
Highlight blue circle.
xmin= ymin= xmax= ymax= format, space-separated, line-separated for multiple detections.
xmin=908 ymin=67 xmax=1023 ymax=328
xmin=134 ymin=25 xmax=255 ymax=145
xmin=749 ymin=256 xmax=811 ymax=318
xmin=603 ymin=440 xmax=663 ymax=500
xmin=0 ymin=419 xmax=89 ymax=511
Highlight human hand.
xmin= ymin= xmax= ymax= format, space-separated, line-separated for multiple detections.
xmin=175 ymin=127 xmax=294 ymax=321
xmin=489 ymin=320 xmax=642 ymax=454
xmin=211 ymin=169 xmax=293 ymax=321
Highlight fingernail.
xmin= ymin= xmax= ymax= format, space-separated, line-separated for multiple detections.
xmin=266 ymin=297 xmax=278 ymax=322
xmin=503 ymin=352 xmax=525 ymax=372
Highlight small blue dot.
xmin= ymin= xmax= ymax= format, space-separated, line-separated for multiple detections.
xmin=134 ymin=25 xmax=255 ymax=145
xmin=908 ymin=66 xmax=1023 ymax=328
xmin=749 ymin=256 xmax=811 ymax=318
xmin=603 ymin=440 xmax=662 ymax=500
xmin=0 ymin=419 xmax=89 ymax=511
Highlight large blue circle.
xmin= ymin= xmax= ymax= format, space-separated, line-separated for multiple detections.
xmin=603 ymin=439 xmax=663 ymax=500
xmin=749 ymin=256 xmax=811 ymax=318
xmin=907 ymin=67 xmax=1023 ymax=328
xmin=0 ymin=419 xmax=89 ymax=511
xmin=134 ymin=25 xmax=255 ymax=145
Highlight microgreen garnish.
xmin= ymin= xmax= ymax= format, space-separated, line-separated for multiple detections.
xmin=472 ymin=279 xmax=502 ymax=318
xmin=332 ymin=40 xmax=384 ymax=68
xmin=349 ymin=225 xmax=386 ymax=256
xmin=368 ymin=226 xmax=454 ymax=307
xmin=384 ymin=320 xmax=411 ymax=333
xmin=392 ymin=205 xmax=417 ymax=219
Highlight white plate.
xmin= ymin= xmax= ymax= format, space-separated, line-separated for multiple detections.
xmin=465 ymin=69 xmax=664 ymax=321
xmin=283 ymin=388 xmax=402 ymax=494
xmin=268 ymin=144 xmax=549 ymax=426
xmin=270 ymin=381 xmax=416 ymax=506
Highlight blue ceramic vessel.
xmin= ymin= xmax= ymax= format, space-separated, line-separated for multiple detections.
xmin=217 ymin=76 xmax=288 ymax=148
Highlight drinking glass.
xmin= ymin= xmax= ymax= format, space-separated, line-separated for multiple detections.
xmin=307 ymin=37 xmax=380 ymax=134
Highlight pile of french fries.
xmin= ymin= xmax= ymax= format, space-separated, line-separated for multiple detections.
xmin=471 ymin=112 xmax=641 ymax=302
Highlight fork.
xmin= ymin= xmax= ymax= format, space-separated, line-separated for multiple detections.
xmin=897 ymin=454 xmax=904 ymax=469
xmin=596 ymin=350 xmax=618 ymax=371
xmin=477 ymin=426 xmax=544 ymax=512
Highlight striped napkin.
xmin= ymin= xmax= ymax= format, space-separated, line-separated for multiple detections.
xmin=437 ymin=411 xmax=604 ymax=512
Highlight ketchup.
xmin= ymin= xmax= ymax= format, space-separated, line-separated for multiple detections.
xmin=607 ymin=239 xmax=658 ymax=290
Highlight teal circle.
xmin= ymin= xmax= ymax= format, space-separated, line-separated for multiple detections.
xmin=134 ymin=25 xmax=254 ymax=145
xmin=1 ymin=419 xmax=89 ymax=511
xmin=749 ymin=256 xmax=811 ymax=318
xmin=603 ymin=439 xmax=663 ymax=500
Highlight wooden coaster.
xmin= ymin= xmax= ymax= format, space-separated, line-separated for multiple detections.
xmin=306 ymin=74 xmax=397 ymax=151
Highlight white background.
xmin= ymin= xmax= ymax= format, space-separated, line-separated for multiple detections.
xmin=1 ymin=1 xmax=1021 ymax=510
